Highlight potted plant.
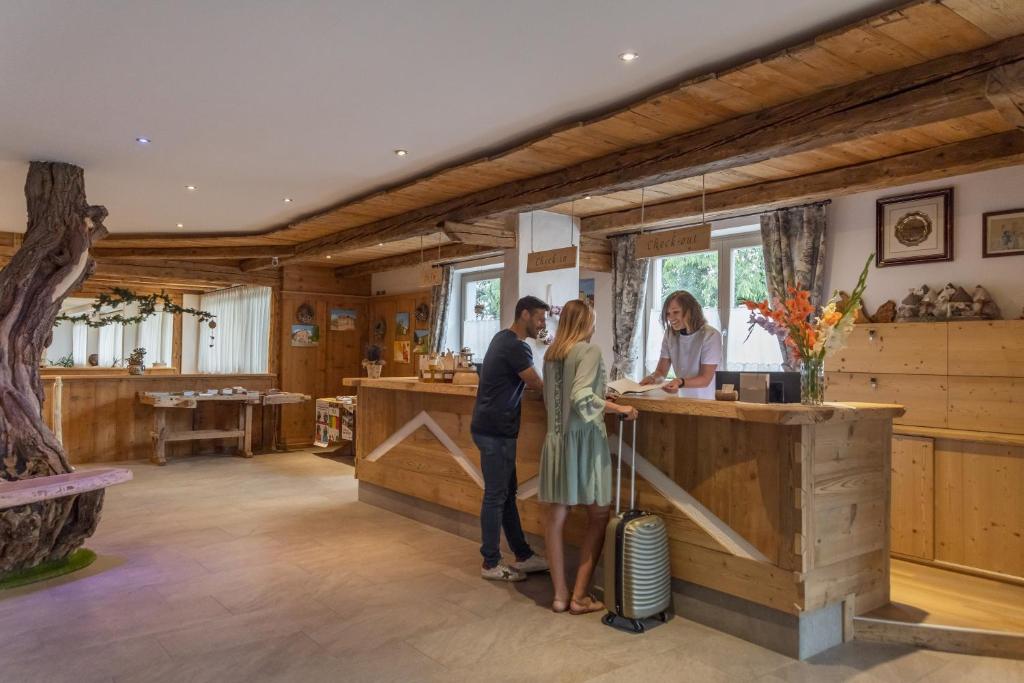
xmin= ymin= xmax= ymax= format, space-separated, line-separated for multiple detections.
xmin=362 ymin=344 xmax=385 ymax=379
xmin=127 ymin=347 xmax=147 ymax=375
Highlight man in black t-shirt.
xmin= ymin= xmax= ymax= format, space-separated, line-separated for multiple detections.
xmin=471 ymin=295 xmax=550 ymax=581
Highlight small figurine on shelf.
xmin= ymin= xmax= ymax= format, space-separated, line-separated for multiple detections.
xmin=362 ymin=344 xmax=385 ymax=379
xmin=919 ymin=287 xmax=938 ymax=319
xmin=971 ymin=285 xmax=1002 ymax=320
xmin=127 ymin=347 xmax=146 ymax=375
xmin=949 ymin=286 xmax=974 ymax=318
xmin=935 ymin=283 xmax=957 ymax=318
xmin=897 ymin=289 xmax=922 ymax=321
xmin=873 ymin=300 xmax=897 ymax=323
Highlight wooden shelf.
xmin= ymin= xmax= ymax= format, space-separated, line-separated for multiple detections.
xmin=893 ymin=425 xmax=1024 ymax=447
xmin=156 ymin=429 xmax=245 ymax=443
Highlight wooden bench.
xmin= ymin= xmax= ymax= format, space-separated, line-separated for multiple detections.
xmin=0 ymin=468 xmax=133 ymax=509
xmin=140 ymin=392 xmax=261 ymax=465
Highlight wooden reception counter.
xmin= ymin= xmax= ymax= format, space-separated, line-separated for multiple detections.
xmin=349 ymin=377 xmax=904 ymax=657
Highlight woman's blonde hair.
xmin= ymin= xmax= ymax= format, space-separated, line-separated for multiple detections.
xmin=546 ymin=299 xmax=596 ymax=361
xmin=661 ymin=290 xmax=706 ymax=334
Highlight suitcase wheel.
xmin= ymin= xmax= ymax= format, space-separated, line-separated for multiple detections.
xmin=630 ymin=619 xmax=645 ymax=633
xmin=602 ymin=612 xmax=616 ymax=627
xmin=658 ymin=611 xmax=669 ymax=623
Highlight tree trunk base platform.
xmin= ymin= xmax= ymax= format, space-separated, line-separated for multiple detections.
xmin=0 ymin=548 xmax=97 ymax=590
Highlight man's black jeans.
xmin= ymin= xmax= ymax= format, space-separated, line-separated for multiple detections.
xmin=472 ymin=432 xmax=533 ymax=568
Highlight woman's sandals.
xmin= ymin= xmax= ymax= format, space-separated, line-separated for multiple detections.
xmin=552 ymin=595 xmax=604 ymax=614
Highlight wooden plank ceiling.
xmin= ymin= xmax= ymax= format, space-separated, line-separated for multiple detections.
xmin=7 ymin=0 xmax=1024 ymax=279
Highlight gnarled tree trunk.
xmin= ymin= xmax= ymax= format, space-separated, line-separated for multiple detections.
xmin=0 ymin=162 xmax=109 ymax=575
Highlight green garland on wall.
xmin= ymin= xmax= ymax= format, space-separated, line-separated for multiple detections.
xmin=55 ymin=287 xmax=216 ymax=328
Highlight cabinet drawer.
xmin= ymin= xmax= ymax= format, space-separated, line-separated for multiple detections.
xmin=948 ymin=320 xmax=1024 ymax=377
xmin=948 ymin=377 xmax=1024 ymax=435
xmin=826 ymin=323 xmax=947 ymax=375
xmin=826 ymin=372 xmax=947 ymax=428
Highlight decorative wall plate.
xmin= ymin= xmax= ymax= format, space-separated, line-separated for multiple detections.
xmin=415 ymin=303 xmax=430 ymax=322
xmin=296 ymin=303 xmax=315 ymax=324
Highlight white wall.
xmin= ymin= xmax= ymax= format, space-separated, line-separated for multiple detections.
xmin=371 ymin=264 xmax=430 ymax=296
xmin=826 ymin=164 xmax=1024 ymax=318
xmin=515 ymin=211 xmax=580 ymax=366
xmin=581 ymin=268 xmax=613 ymax=370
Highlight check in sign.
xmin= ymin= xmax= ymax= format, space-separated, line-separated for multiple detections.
xmin=635 ymin=223 xmax=712 ymax=258
xmin=526 ymin=246 xmax=578 ymax=273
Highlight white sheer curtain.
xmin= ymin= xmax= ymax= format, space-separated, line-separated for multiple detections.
xmin=97 ymin=322 xmax=124 ymax=367
xmin=137 ymin=312 xmax=174 ymax=366
xmin=72 ymin=323 xmax=88 ymax=366
xmin=198 ymin=286 xmax=271 ymax=374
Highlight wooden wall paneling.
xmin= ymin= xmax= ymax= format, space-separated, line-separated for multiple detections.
xmin=890 ymin=434 xmax=935 ymax=560
xmin=279 ymin=292 xmax=326 ymax=447
xmin=826 ymin=372 xmax=948 ymax=428
xmin=947 ymin=376 xmax=1024 ymax=435
xmin=171 ymin=292 xmax=183 ymax=372
xmin=325 ymin=297 xmax=368 ymax=397
xmin=935 ymin=439 xmax=1024 ymax=579
xmin=947 ymin=320 xmax=1024 ymax=377
xmin=267 ymin=287 xmax=281 ymax=380
xmin=826 ymin=323 xmax=948 ymax=374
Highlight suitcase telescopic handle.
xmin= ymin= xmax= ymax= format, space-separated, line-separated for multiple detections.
xmin=615 ymin=413 xmax=624 ymax=515
xmin=630 ymin=415 xmax=637 ymax=511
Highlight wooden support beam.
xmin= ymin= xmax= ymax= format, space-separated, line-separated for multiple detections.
xmin=283 ymin=37 xmax=1024 ymax=262
xmin=581 ymin=130 xmax=1024 ymax=235
xmin=92 ymin=245 xmax=295 ymax=260
xmin=987 ymin=61 xmax=1024 ymax=128
xmin=333 ymin=244 xmax=501 ymax=279
xmin=239 ymin=258 xmax=279 ymax=272
xmin=442 ymin=221 xmax=516 ymax=248
xmin=93 ymin=260 xmax=280 ymax=289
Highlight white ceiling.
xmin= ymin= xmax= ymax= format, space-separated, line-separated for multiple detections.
xmin=0 ymin=0 xmax=902 ymax=235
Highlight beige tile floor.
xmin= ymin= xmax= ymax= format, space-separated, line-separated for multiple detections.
xmin=2 ymin=451 xmax=1021 ymax=683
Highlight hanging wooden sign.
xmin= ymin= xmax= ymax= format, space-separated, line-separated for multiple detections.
xmin=527 ymin=246 xmax=578 ymax=273
xmin=419 ymin=264 xmax=443 ymax=287
xmin=635 ymin=223 xmax=712 ymax=259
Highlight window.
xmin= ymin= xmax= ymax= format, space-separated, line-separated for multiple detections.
xmin=459 ymin=270 xmax=501 ymax=359
xmin=197 ymin=285 xmax=271 ymax=373
xmin=644 ymin=230 xmax=782 ymax=375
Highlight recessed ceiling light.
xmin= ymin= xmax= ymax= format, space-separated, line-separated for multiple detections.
xmin=394 ymin=149 xmax=408 ymax=157
xmin=326 ymin=255 xmax=332 ymax=259
xmin=135 ymin=137 xmax=151 ymax=144
xmin=378 ymin=242 xmax=384 ymax=246
xmin=619 ymin=51 xmax=639 ymax=62
xmin=583 ymin=195 xmax=592 ymax=200
xmin=185 ymin=185 xmax=197 ymax=191
xmin=176 ymin=223 xmax=184 ymax=228
xmin=283 ymin=197 xmax=293 ymax=203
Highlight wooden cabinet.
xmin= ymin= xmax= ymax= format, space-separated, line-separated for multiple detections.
xmin=890 ymin=435 xmax=934 ymax=560
xmin=948 ymin=377 xmax=1024 ymax=435
xmin=827 ymin=372 xmax=947 ymax=428
xmin=827 ymin=323 xmax=947 ymax=374
xmin=828 ymin=320 xmax=1024 ymax=582
xmin=948 ymin=321 xmax=1024 ymax=377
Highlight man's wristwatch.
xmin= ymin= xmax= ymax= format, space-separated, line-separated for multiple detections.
xmin=679 ymin=377 xmax=686 ymax=387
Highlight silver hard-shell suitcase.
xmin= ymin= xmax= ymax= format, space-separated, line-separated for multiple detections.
xmin=602 ymin=414 xmax=672 ymax=633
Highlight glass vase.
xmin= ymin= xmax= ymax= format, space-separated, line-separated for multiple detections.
xmin=800 ymin=358 xmax=826 ymax=406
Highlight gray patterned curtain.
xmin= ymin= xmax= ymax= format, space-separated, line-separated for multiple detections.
xmin=428 ymin=265 xmax=453 ymax=354
xmin=760 ymin=201 xmax=829 ymax=369
xmin=610 ymin=234 xmax=650 ymax=380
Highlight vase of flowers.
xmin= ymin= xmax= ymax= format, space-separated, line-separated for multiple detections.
xmin=362 ymin=344 xmax=385 ymax=378
xmin=742 ymin=256 xmax=872 ymax=406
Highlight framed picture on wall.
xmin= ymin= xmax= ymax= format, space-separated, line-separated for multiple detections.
xmin=395 ymin=312 xmax=410 ymax=336
xmin=876 ymin=188 xmax=953 ymax=267
xmin=329 ymin=308 xmax=357 ymax=331
xmin=982 ymin=208 xmax=1024 ymax=258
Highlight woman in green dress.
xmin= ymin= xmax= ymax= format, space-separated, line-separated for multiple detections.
xmin=540 ymin=299 xmax=638 ymax=614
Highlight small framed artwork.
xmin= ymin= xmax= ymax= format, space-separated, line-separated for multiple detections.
xmin=579 ymin=278 xmax=595 ymax=307
xmin=329 ymin=308 xmax=357 ymax=331
xmin=876 ymin=188 xmax=953 ymax=267
xmin=413 ymin=329 xmax=429 ymax=353
xmin=982 ymin=208 xmax=1024 ymax=258
xmin=291 ymin=324 xmax=320 ymax=347
xmin=394 ymin=340 xmax=411 ymax=364
xmin=395 ymin=312 xmax=410 ymax=336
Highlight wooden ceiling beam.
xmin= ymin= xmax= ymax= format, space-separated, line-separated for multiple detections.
xmin=91 ymin=245 xmax=295 ymax=260
xmin=282 ymin=36 xmax=1024 ymax=262
xmin=442 ymin=221 xmax=516 ymax=248
xmin=987 ymin=61 xmax=1024 ymax=128
xmin=333 ymin=244 xmax=502 ymax=279
xmin=580 ymin=130 xmax=1024 ymax=236
xmin=93 ymin=260 xmax=280 ymax=289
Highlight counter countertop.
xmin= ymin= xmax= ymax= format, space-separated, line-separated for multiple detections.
xmin=345 ymin=377 xmax=904 ymax=425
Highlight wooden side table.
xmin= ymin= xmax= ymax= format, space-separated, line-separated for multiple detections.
xmin=139 ymin=393 xmax=261 ymax=465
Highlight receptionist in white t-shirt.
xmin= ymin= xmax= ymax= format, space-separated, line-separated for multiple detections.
xmin=640 ymin=290 xmax=723 ymax=400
